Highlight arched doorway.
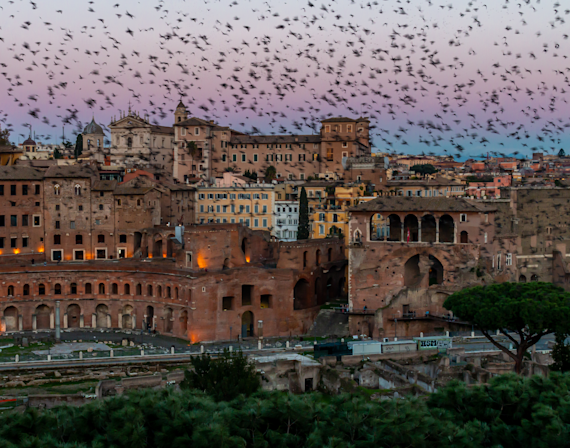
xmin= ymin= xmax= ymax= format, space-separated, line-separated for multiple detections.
xmin=167 ymin=234 xmax=175 ymax=257
xmin=241 ymin=311 xmax=254 ymax=338
xmin=146 ymin=306 xmax=155 ymax=330
xmin=164 ymin=307 xmax=173 ymax=333
xmin=36 ymin=305 xmax=51 ymax=330
xmin=67 ymin=304 xmax=81 ymax=328
xmin=404 ymin=215 xmax=419 ymax=242
xmin=153 ymin=238 xmax=163 ymax=258
xmin=223 ymin=258 xmax=230 ymax=270
xmin=531 ymin=274 xmax=539 ymax=282
xmin=294 ymin=279 xmax=310 ymax=310
xmin=180 ymin=310 xmax=188 ymax=333
xmin=241 ymin=238 xmax=250 ymax=263
xmin=519 ymin=275 xmax=527 ymax=283
xmin=439 ymin=215 xmax=454 ymax=243
xmin=134 ymin=232 xmax=142 ymax=253
xmin=429 ymin=255 xmax=444 ymax=285
xmin=421 ymin=215 xmax=436 ymax=243
xmin=388 ymin=214 xmax=402 ymax=241
xmin=96 ymin=304 xmax=109 ymax=328
xmin=404 ymin=255 xmax=421 ymax=287
xmin=460 ymin=231 xmax=469 ymax=244
xmin=122 ymin=305 xmax=133 ymax=329
xmin=4 ymin=306 xmax=18 ymax=332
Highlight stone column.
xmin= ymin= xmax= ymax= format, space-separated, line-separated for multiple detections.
xmin=80 ymin=314 xmax=84 ymax=328
xmin=92 ymin=314 xmax=97 ymax=328
xmin=143 ymin=314 xmax=147 ymax=330
xmin=400 ymin=222 xmax=404 ymax=242
xmin=106 ymin=314 xmax=112 ymax=328
xmin=152 ymin=315 xmax=157 ymax=330
xmin=436 ymin=218 xmax=440 ymax=243
xmin=18 ymin=315 xmax=23 ymax=331
xmin=132 ymin=315 xmax=137 ymax=330
xmin=32 ymin=314 xmax=37 ymax=330
xmin=118 ymin=313 xmax=123 ymax=329
xmin=418 ymin=219 xmax=422 ymax=243
xmin=453 ymin=221 xmax=457 ymax=244
xmin=63 ymin=313 xmax=68 ymax=329
xmin=50 ymin=311 xmax=55 ymax=330
xmin=55 ymin=301 xmax=60 ymax=341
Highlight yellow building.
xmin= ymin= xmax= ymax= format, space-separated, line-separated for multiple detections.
xmin=0 ymin=145 xmax=23 ymax=166
xmin=195 ymin=184 xmax=275 ymax=231
xmin=310 ymin=183 xmax=375 ymax=239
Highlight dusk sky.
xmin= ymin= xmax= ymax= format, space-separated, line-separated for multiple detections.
xmin=1 ymin=0 xmax=569 ymax=159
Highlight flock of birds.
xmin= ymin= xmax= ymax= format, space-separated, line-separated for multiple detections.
xmin=0 ymin=0 xmax=569 ymax=164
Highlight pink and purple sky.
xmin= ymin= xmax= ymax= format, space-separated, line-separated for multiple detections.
xmin=1 ymin=0 xmax=569 ymax=159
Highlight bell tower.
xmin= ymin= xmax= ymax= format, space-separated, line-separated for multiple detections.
xmin=174 ymin=101 xmax=188 ymax=124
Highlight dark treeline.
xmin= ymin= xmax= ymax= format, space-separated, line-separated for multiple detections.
xmin=2 ymin=373 xmax=570 ymax=447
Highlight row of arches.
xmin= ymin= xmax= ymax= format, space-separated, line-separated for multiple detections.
xmin=302 ymin=247 xmax=337 ymax=268
xmin=2 ymin=304 xmax=188 ymax=334
xmin=519 ymin=274 xmax=539 ymax=282
xmin=368 ymin=214 xmax=458 ymax=244
xmin=5 ymin=281 xmax=186 ymax=301
xmin=293 ymin=275 xmax=346 ymax=310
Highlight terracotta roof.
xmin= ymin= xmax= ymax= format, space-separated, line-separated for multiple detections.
xmin=92 ymin=180 xmax=117 ymax=191
xmin=0 ymin=165 xmax=45 ymax=180
xmin=44 ymin=165 xmax=98 ymax=179
xmin=351 ymin=196 xmax=495 ymax=213
xmin=150 ymin=125 xmax=174 ymax=135
xmin=321 ymin=117 xmax=370 ymax=123
xmin=174 ymin=117 xmax=213 ymax=127
xmin=230 ymin=134 xmax=321 ymax=145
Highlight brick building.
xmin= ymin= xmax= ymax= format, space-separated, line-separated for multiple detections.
xmin=0 ymin=224 xmax=346 ymax=342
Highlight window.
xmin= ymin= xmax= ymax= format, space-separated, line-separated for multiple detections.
xmin=124 ymin=284 xmax=131 ymax=295
xmin=195 ymin=127 xmax=200 ymax=135
xmin=10 ymin=215 xmax=17 ymax=227
xmin=52 ymin=249 xmax=63 ymax=261
xmin=22 ymin=237 xmax=28 ymax=248
xmin=55 ymin=221 xmax=60 ymax=229
xmin=23 ymin=284 xmax=30 ymax=296
xmin=39 ymin=284 xmax=45 ymax=295
xmin=222 ymin=296 xmax=233 ymax=311
xmin=460 ymin=214 xmax=467 ymax=222
xmin=10 ymin=237 xmax=16 ymax=248
xmin=119 ymin=234 xmax=127 ymax=243
xmin=31 ymin=215 xmax=40 ymax=227
xmin=85 ymin=283 xmax=92 ymax=294
xmin=96 ymin=249 xmax=107 ymax=259
xmin=98 ymin=235 xmax=105 ymax=243
xmin=253 ymin=154 xmax=258 ymax=162
xmin=241 ymin=154 xmax=246 ymax=162
xmin=54 ymin=185 xmax=60 ymax=196
xmin=74 ymin=250 xmax=84 ymax=260
xmin=254 ymin=218 xmax=259 ymax=227
xmin=342 ymin=142 xmax=348 ymax=148
xmin=262 ymin=218 xmax=267 ymax=227
xmin=22 ymin=185 xmax=28 ymax=196
xmin=232 ymin=154 xmax=237 ymax=162
xmin=55 ymin=205 xmax=60 ymax=211
xmin=0 ymin=237 xmax=4 ymax=249
xmin=186 ymin=252 xmax=192 ymax=267
xmin=70 ymin=283 xmax=77 ymax=294
xmin=347 ymin=124 xmax=353 ymax=132
xmin=319 ymin=224 xmax=325 ymax=235
xmin=98 ymin=204 xmax=104 ymax=211
xmin=325 ymin=125 xmax=331 ymax=132
xmin=74 ymin=185 xmax=81 ymax=196
xmin=99 ymin=283 xmax=105 ymax=294
xmin=54 ymin=283 xmax=62 ymax=295
xmin=10 ymin=185 xmax=16 ymax=196
xmin=54 ymin=235 xmax=61 ymax=245
xmin=22 ymin=215 xmax=29 ymax=226
xmin=0 ymin=185 xmax=3 ymax=195
xmin=484 ymin=232 xmax=488 ymax=243
xmin=79 ymin=205 xmax=83 ymax=211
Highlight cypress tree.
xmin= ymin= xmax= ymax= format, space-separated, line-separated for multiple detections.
xmin=298 ymin=186 xmax=310 ymax=240
xmin=74 ymin=134 xmax=83 ymax=158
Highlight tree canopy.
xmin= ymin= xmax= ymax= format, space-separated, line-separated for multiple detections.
xmin=297 ymin=186 xmax=310 ymax=240
xmin=410 ymin=164 xmax=437 ymax=176
xmin=74 ymin=134 xmax=83 ymax=159
xmin=3 ymin=373 xmax=570 ymax=447
xmin=444 ymin=282 xmax=570 ymax=373
xmin=0 ymin=126 xmax=11 ymax=146
xmin=264 ymin=165 xmax=276 ymax=181
xmin=181 ymin=348 xmax=260 ymax=402
xmin=559 ymin=148 xmax=566 ymax=157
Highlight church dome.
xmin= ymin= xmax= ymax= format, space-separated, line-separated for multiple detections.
xmin=83 ymin=118 xmax=104 ymax=135
xmin=23 ymin=137 xmax=36 ymax=146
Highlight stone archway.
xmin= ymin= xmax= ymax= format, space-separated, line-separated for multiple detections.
xmin=404 ymin=214 xmax=419 ymax=242
xmin=96 ymin=304 xmax=109 ymax=328
xmin=241 ymin=311 xmax=254 ymax=338
xmin=404 ymin=255 xmax=421 ymax=287
xmin=388 ymin=214 xmax=402 ymax=241
xmin=421 ymin=215 xmax=437 ymax=243
xmin=180 ymin=310 xmax=188 ymax=333
xmin=146 ymin=306 xmax=155 ymax=330
xmin=294 ymin=279 xmax=310 ymax=310
xmin=439 ymin=215 xmax=454 ymax=243
xmin=3 ymin=306 xmax=18 ymax=332
xmin=36 ymin=305 xmax=51 ymax=330
xmin=153 ymin=238 xmax=163 ymax=258
xmin=67 ymin=304 xmax=81 ymax=328
xmin=122 ymin=305 xmax=133 ymax=329
xmin=164 ymin=307 xmax=173 ymax=333
xmin=429 ymin=255 xmax=444 ymax=285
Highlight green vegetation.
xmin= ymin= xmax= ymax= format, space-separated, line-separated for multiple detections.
xmin=264 ymin=165 xmax=276 ymax=181
xmin=181 ymin=349 xmax=260 ymax=402
xmin=410 ymin=163 xmax=437 ymax=176
xmin=297 ymin=186 xmax=310 ymax=240
xmin=3 ymin=374 xmax=570 ymax=446
xmin=444 ymin=282 xmax=570 ymax=373
xmin=559 ymin=148 xmax=566 ymax=157
xmin=243 ymin=169 xmax=258 ymax=181
xmin=465 ymin=175 xmax=494 ymax=183
xmin=74 ymin=134 xmax=83 ymax=158
xmin=552 ymin=333 xmax=570 ymax=372
xmin=0 ymin=126 xmax=11 ymax=146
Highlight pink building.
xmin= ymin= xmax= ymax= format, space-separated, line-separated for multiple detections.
xmin=466 ymin=175 xmax=511 ymax=198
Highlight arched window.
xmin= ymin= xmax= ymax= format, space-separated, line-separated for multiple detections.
xmin=112 ymin=283 xmax=118 ymax=295
xmin=7 ymin=285 xmax=14 ymax=296
xmin=136 ymin=283 xmax=142 ymax=295
xmin=147 ymin=284 xmax=153 ymax=296
xmin=23 ymin=284 xmax=30 ymax=296
xmin=85 ymin=283 xmax=92 ymax=294
xmin=124 ymin=284 xmax=131 ymax=295
xmin=54 ymin=185 xmax=60 ymax=196
xmin=54 ymin=283 xmax=62 ymax=295
xmin=531 ymin=274 xmax=539 ymax=282
xmin=39 ymin=283 xmax=46 ymax=295
xmin=354 ymin=229 xmax=362 ymax=243
xmin=166 ymin=286 xmax=171 ymax=298
xmin=460 ymin=231 xmax=469 ymax=244
xmin=99 ymin=283 xmax=105 ymax=294
xmin=519 ymin=275 xmax=527 ymax=283
xmin=74 ymin=184 xmax=81 ymax=196
xmin=70 ymin=283 xmax=77 ymax=294
xmin=157 ymin=285 xmax=163 ymax=297
xmin=174 ymin=287 xmax=179 ymax=300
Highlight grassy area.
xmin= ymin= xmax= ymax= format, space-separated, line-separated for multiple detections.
xmin=0 ymin=339 xmax=55 ymax=356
